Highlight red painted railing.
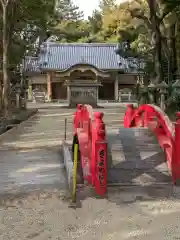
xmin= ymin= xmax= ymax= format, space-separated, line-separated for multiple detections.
xmin=124 ymin=104 xmax=180 ymax=184
xmin=73 ymin=104 xmax=107 ymax=197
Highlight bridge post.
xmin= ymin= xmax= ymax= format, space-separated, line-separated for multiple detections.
xmin=73 ymin=104 xmax=82 ymax=134
xmin=173 ymin=112 xmax=180 ymax=184
xmin=143 ymin=111 xmax=149 ymax=127
xmin=94 ymin=112 xmax=107 ymax=197
xmin=124 ymin=104 xmax=135 ymax=127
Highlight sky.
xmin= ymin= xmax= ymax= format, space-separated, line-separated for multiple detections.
xmin=73 ymin=0 xmax=99 ymax=19
xmin=73 ymin=0 xmax=124 ymax=19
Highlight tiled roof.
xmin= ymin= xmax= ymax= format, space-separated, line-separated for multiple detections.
xmin=38 ymin=43 xmax=124 ymax=70
xmin=23 ymin=42 xmax=144 ymax=73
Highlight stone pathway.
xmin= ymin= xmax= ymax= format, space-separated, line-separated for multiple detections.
xmin=0 ymin=106 xmax=74 ymax=195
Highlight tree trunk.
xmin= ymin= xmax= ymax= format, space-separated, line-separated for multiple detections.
xmin=169 ymin=23 xmax=177 ymax=81
xmin=2 ymin=6 xmax=10 ymax=117
xmin=154 ymin=31 xmax=164 ymax=83
xmin=148 ymin=0 xmax=164 ymax=83
xmin=0 ymin=80 xmax=3 ymax=111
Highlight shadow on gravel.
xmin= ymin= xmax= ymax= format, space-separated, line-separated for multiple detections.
xmin=73 ymin=183 xmax=176 ymax=209
xmin=106 ymin=184 xmax=174 ymax=205
xmin=0 ymin=186 xmax=70 ymax=207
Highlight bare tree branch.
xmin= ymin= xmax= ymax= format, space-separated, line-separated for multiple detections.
xmin=160 ymin=11 xmax=170 ymax=22
xmin=127 ymin=8 xmax=152 ymax=29
xmin=0 ymin=0 xmax=10 ymax=10
xmin=0 ymin=0 xmax=5 ymax=8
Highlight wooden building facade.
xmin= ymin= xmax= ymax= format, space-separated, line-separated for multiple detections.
xmin=23 ymin=42 xmax=143 ymax=102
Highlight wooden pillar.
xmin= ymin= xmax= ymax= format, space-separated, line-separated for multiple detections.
xmin=96 ymin=76 xmax=99 ymax=102
xmin=114 ymin=76 xmax=119 ymax=101
xmin=16 ymin=93 xmax=20 ymax=109
xmin=47 ymin=73 xmax=52 ymax=102
xmin=96 ymin=87 xmax=99 ymax=102
xmin=28 ymin=84 xmax=32 ymax=101
xmin=67 ymin=86 xmax=70 ymax=105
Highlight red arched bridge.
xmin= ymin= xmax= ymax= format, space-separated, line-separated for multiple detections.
xmin=71 ymin=103 xmax=180 ymax=197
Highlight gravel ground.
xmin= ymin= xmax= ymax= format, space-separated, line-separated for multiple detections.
xmin=1 ymin=186 xmax=180 ymax=240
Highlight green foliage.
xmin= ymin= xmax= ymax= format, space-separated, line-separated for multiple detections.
xmin=1 ymin=0 xmax=180 ymax=71
xmin=88 ymin=10 xmax=102 ymax=35
xmin=0 ymin=0 xmax=55 ymax=70
xmin=1 ymin=0 xmax=180 ymax=107
xmin=53 ymin=0 xmax=89 ymax=42
xmin=165 ymin=84 xmax=180 ymax=113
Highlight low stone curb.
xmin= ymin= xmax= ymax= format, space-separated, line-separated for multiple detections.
xmin=13 ymin=108 xmax=38 ymax=122
xmin=0 ymin=108 xmax=38 ymax=141
xmin=62 ymin=141 xmax=73 ymax=192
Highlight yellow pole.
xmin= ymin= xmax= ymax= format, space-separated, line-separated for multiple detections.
xmin=72 ymin=143 xmax=78 ymax=203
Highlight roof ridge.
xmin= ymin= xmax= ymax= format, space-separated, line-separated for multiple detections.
xmin=43 ymin=42 xmax=118 ymax=47
xmin=25 ymin=56 xmax=38 ymax=59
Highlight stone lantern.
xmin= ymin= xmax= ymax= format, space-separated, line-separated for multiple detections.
xmin=147 ymin=82 xmax=156 ymax=103
xmin=156 ymin=81 xmax=168 ymax=111
xmin=148 ymin=82 xmax=156 ymax=89
xmin=15 ymin=83 xmax=21 ymax=109
xmin=21 ymin=78 xmax=28 ymax=109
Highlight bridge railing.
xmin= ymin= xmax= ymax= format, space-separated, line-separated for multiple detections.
xmin=124 ymin=104 xmax=180 ymax=184
xmin=73 ymin=104 xmax=107 ymax=197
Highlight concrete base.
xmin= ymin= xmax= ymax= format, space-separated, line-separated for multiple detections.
xmin=60 ymin=105 xmax=103 ymax=109
xmin=62 ymin=141 xmax=85 ymax=193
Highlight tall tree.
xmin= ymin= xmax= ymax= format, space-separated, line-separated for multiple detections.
xmin=0 ymin=0 xmax=17 ymax=115
xmin=52 ymin=0 xmax=89 ymax=42
xmin=0 ymin=0 xmax=55 ymax=115
xmin=128 ymin=0 xmax=180 ymax=83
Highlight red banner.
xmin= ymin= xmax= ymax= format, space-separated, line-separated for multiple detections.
xmin=94 ymin=141 xmax=107 ymax=197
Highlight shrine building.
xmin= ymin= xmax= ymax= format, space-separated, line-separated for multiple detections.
xmin=23 ymin=42 xmax=143 ymax=103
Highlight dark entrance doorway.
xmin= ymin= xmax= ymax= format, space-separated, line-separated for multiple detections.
xmin=52 ymin=83 xmax=67 ymax=100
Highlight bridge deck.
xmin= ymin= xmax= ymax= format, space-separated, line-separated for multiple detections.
xmin=98 ymin=106 xmax=172 ymax=186
xmin=107 ymin=128 xmax=171 ymax=186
